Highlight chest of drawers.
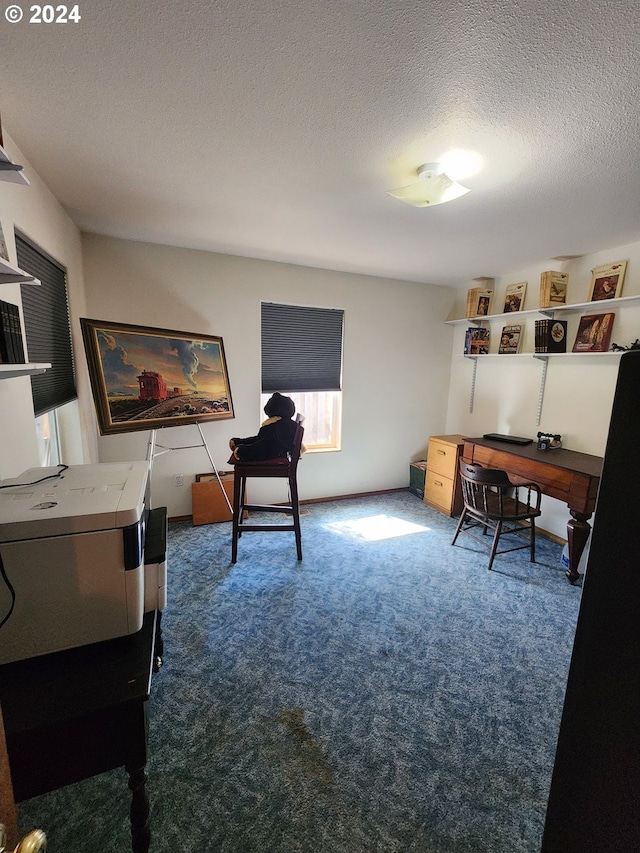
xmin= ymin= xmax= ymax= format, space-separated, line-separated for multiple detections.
xmin=424 ymin=434 xmax=465 ymax=516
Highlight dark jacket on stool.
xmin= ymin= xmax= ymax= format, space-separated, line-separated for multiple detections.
xmin=229 ymin=392 xmax=297 ymax=462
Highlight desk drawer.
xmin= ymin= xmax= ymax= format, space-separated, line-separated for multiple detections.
xmin=427 ymin=439 xmax=460 ymax=478
xmin=425 ymin=470 xmax=455 ymax=513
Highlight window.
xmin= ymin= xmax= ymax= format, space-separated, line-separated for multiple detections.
xmin=16 ymin=233 xmax=76 ymax=416
xmin=260 ymin=390 xmax=342 ymax=451
xmin=35 ymin=410 xmax=61 ymax=467
xmin=261 ymin=302 xmax=344 ymax=451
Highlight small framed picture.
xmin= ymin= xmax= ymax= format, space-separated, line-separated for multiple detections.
xmin=588 ymin=261 xmax=627 ymax=302
xmin=464 ymin=326 xmax=490 ymax=355
xmin=502 ymin=282 xmax=527 ymax=313
xmin=498 ymin=324 xmax=522 ymax=354
xmin=572 ymin=312 xmax=615 ymax=353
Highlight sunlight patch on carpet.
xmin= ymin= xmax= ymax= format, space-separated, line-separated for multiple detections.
xmin=323 ymin=513 xmax=432 ymax=542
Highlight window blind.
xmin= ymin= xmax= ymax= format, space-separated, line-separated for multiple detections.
xmin=16 ymin=234 xmax=77 ymax=416
xmin=261 ymin=302 xmax=344 ymax=393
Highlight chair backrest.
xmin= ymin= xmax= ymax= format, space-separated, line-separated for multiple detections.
xmin=458 ymin=459 xmax=540 ymax=517
xmin=459 ymin=461 xmax=512 ymax=487
xmin=289 ymin=423 xmax=305 ymax=472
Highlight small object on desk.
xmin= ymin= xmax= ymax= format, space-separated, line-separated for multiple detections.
xmin=482 ymin=433 xmax=533 ymax=446
xmin=537 ymin=431 xmax=562 ymax=450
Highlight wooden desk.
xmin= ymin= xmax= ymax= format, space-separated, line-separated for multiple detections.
xmin=463 ymin=438 xmax=603 ymax=582
xmin=0 ymin=610 xmax=157 ymax=853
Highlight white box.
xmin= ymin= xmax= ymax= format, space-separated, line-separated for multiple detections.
xmin=0 ymin=462 xmax=150 ymax=664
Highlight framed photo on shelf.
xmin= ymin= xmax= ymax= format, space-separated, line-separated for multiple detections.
xmin=498 ymin=324 xmax=522 ymax=354
xmin=539 ymin=270 xmax=568 ymax=307
xmin=535 ymin=319 xmax=568 ymax=353
xmin=588 ymin=261 xmax=627 ymax=302
xmin=502 ymin=282 xmax=527 ymax=313
xmin=464 ymin=326 xmax=490 ymax=355
xmin=572 ymin=312 xmax=615 ymax=353
xmin=466 ymin=287 xmax=493 ymax=317
xmin=80 ymin=317 xmax=235 ymax=435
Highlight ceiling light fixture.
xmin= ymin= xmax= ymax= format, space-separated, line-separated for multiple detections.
xmin=387 ymin=162 xmax=471 ymax=208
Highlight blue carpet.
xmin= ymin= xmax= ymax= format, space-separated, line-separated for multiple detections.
xmin=18 ymin=492 xmax=580 ymax=851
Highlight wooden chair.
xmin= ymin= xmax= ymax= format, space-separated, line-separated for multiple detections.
xmin=452 ymin=460 xmax=542 ymax=571
xmin=230 ymin=423 xmax=304 ymax=563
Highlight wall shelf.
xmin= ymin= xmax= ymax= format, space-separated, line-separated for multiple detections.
xmin=446 ymin=293 xmax=640 ymax=325
xmin=0 ymin=256 xmax=40 ymax=285
xmin=0 ymin=145 xmax=47 ymax=383
xmin=0 ymin=363 xmax=50 ymax=380
xmin=0 ymin=145 xmax=29 ymax=185
xmin=452 ymin=292 xmax=640 ymax=422
xmin=459 ymin=350 xmax=625 ymax=360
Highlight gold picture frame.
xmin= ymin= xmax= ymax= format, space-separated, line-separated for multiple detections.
xmin=80 ymin=318 xmax=234 ymax=435
xmin=588 ymin=261 xmax=627 ymax=302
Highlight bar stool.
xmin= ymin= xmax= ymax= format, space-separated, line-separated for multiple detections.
xmin=230 ymin=423 xmax=304 ymax=563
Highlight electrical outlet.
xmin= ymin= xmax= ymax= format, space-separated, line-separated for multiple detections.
xmin=174 ymin=473 xmax=184 ymax=487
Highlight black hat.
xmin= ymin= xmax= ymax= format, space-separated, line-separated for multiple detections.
xmin=264 ymin=392 xmax=295 ymax=419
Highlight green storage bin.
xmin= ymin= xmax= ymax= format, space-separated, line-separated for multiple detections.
xmin=409 ymin=461 xmax=426 ymax=499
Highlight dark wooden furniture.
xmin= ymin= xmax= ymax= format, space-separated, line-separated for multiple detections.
xmin=452 ymin=460 xmax=542 ymax=571
xmin=462 ymin=437 xmax=602 ymax=582
xmin=0 ymin=610 xmax=157 ymax=853
xmin=230 ymin=422 xmax=304 ymax=563
xmin=542 ymin=351 xmax=640 ymax=851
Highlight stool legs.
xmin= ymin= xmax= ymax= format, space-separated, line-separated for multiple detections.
xmin=230 ymin=470 xmax=302 ymax=563
xmin=231 ymin=472 xmax=243 ymax=564
xmin=289 ymin=476 xmax=302 ymax=560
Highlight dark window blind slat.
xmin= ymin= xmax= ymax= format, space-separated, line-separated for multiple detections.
xmin=16 ymin=235 xmax=77 ymax=416
xmin=261 ymin=303 xmax=344 ymax=393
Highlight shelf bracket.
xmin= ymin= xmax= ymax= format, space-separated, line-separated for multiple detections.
xmin=464 ymin=355 xmax=478 ymax=412
xmin=534 ymin=355 xmax=549 ymax=425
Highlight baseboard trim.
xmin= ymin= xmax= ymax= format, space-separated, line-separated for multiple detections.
xmin=300 ymin=487 xmax=406 ymax=505
xmin=537 ymin=527 xmax=567 ymax=545
xmin=169 ymin=487 xmax=407 ymax=523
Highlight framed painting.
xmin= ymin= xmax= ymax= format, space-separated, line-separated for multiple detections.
xmin=588 ymin=261 xmax=627 ymax=302
xmin=572 ymin=312 xmax=615 ymax=353
xmin=80 ymin=318 xmax=234 ymax=435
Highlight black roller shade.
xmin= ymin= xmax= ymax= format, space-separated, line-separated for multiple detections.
xmin=261 ymin=302 xmax=344 ymax=393
xmin=16 ymin=233 xmax=76 ymax=416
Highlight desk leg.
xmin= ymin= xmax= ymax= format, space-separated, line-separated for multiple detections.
xmin=127 ymin=762 xmax=150 ymax=853
xmin=567 ymin=511 xmax=591 ymax=584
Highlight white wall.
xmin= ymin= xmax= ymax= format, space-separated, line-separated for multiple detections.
xmin=3 ymin=135 xmax=635 ymax=539
xmin=445 ymin=243 xmax=640 ymax=537
xmin=81 ymin=234 xmax=457 ymax=515
xmin=0 ymin=134 xmax=95 ymax=480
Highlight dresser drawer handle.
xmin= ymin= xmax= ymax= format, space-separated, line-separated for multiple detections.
xmin=434 ymin=480 xmax=443 ymax=487
xmin=436 ymin=450 xmax=446 ymax=455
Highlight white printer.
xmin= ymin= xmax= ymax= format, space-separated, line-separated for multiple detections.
xmin=0 ymin=461 xmax=167 ymax=665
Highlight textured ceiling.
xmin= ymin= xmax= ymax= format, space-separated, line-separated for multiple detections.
xmin=1 ymin=0 xmax=639 ymax=286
